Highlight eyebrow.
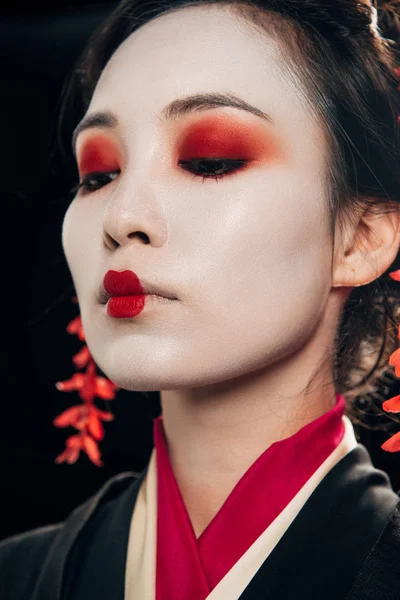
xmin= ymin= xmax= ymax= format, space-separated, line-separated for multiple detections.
xmin=71 ymin=91 xmax=274 ymax=156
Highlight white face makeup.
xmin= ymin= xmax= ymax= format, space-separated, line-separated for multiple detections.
xmin=62 ymin=4 xmax=335 ymax=392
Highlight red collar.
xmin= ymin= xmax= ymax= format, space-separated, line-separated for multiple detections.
xmin=155 ymin=393 xmax=345 ymax=600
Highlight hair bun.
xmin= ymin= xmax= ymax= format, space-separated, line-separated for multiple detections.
xmin=377 ymin=0 xmax=400 ymax=57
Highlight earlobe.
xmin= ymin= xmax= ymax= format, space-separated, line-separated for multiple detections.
xmin=332 ymin=202 xmax=400 ymax=288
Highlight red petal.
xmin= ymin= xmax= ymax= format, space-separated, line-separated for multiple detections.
xmin=95 ymin=377 xmax=119 ymax=400
xmin=389 ymin=269 xmax=400 ymax=281
xmin=77 ymin=324 xmax=86 ymax=342
xmin=78 ymin=364 xmax=97 ymax=402
xmin=55 ymin=444 xmax=81 ymax=465
xmin=67 ymin=315 xmax=82 ymax=335
xmin=96 ymin=409 xmax=115 ymax=422
xmin=55 ymin=373 xmax=86 ymax=392
xmin=381 ymin=431 xmax=400 ymax=453
xmin=66 ymin=433 xmax=84 ymax=449
xmin=72 ymin=345 xmax=91 ymax=369
xmin=86 ymin=360 xmax=97 ymax=376
xmin=389 ymin=347 xmax=400 ymax=366
xmin=55 ymin=449 xmax=70 ymax=464
xmin=382 ymin=395 xmax=400 ymax=413
xmin=79 ymin=382 xmax=96 ymax=403
xmin=82 ymin=434 xmax=103 ymax=467
xmin=53 ymin=405 xmax=84 ymax=428
xmin=87 ymin=411 xmax=104 ymax=441
xmin=65 ymin=447 xmax=81 ymax=464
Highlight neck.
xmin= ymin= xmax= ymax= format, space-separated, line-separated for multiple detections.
xmin=160 ymin=345 xmax=337 ymax=536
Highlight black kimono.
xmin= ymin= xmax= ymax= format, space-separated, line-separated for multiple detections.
xmin=0 ymin=443 xmax=400 ymax=599
xmin=1 ymin=394 xmax=400 ymax=600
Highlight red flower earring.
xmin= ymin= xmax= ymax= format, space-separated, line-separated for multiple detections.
xmin=53 ymin=296 xmax=120 ymax=467
xmin=381 ymin=269 xmax=400 ymax=452
xmin=380 ymin=65 xmax=400 ymax=452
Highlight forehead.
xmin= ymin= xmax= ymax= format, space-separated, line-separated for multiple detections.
xmin=88 ymin=4 xmax=328 ymax=160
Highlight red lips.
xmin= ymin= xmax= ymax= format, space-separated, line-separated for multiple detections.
xmin=103 ymin=271 xmax=146 ymax=318
xmin=103 ymin=270 xmax=145 ymax=296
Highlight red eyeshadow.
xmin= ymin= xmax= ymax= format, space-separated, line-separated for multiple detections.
xmin=77 ymin=134 xmax=121 ymax=175
xmin=177 ymin=113 xmax=284 ymax=162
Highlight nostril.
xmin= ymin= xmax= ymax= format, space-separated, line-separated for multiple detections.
xmin=127 ymin=232 xmax=150 ymax=244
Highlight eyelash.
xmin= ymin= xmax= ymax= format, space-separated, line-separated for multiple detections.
xmin=70 ymin=158 xmax=249 ymax=195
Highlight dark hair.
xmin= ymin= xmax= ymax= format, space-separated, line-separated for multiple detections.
xmin=58 ymin=0 xmax=400 ymax=431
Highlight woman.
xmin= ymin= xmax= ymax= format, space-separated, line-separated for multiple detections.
xmin=2 ymin=0 xmax=400 ymax=598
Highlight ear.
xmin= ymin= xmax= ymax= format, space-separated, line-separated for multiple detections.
xmin=332 ymin=202 xmax=400 ymax=288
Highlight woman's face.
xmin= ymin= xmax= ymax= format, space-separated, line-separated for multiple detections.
xmin=62 ymin=5 xmax=335 ymax=391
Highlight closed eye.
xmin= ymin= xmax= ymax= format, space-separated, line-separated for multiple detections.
xmin=70 ymin=170 xmax=120 ymax=195
xmin=70 ymin=158 xmax=250 ymax=195
xmin=178 ymin=158 xmax=250 ymax=183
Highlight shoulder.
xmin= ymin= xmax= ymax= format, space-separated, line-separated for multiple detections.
xmin=0 ymin=522 xmax=62 ymax=555
xmin=345 ymin=500 xmax=400 ymax=600
xmin=0 ymin=523 xmax=62 ymax=599
xmin=0 ymin=470 xmax=139 ymax=600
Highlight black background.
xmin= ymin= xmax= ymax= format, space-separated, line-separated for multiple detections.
xmin=1 ymin=1 xmax=400 ymax=542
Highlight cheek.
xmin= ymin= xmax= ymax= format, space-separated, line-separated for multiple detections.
xmin=61 ymin=200 xmax=95 ymax=270
xmin=203 ymin=173 xmax=330 ymax=297
xmin=250 ymin=170 xmax=329 ymax=253
xmin=61 ymin=202 xmax=74 ymax=263
xmin=234 ymin=175 xmax=323 ymax=251
xmin=61 ymin=202 xmax=103 ymax=305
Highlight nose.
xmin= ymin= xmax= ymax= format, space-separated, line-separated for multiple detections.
xmin=101 ymin=176 xmax=168 ymax=250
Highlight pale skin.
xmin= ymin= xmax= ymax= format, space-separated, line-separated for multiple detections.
xmin=62 ymin=5 xmax=400 ymax=537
